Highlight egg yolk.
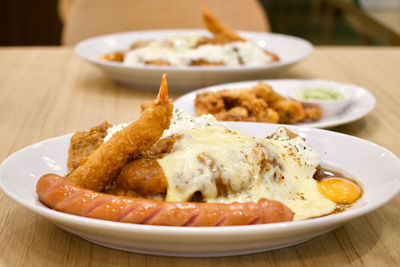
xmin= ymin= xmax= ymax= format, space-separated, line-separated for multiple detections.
xmin=318 ymin=178 xmax=361 ymax=204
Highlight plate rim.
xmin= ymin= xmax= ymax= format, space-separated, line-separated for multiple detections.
xmin=173 ymin=78 xmax=376 ymax=129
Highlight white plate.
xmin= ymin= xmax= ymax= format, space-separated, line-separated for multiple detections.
xmin=174 ymin=79 xmax=376 ymax=128
xmin=75 ymin=30 xmax=313 ymax=91
xmin=1 ymin=123 xmax=399 ymax=257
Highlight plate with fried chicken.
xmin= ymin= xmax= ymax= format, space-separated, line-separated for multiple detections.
xmin=174 ymin=79 xmax=375 ymax=128
xmin=75 ymin=7 xmax=312 ymax=90
xmin=0 ymin=76 xmax=397 ymax=257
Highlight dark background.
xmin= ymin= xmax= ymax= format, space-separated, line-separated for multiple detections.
xmin=0 ymin=0 xmax=398 ymax=46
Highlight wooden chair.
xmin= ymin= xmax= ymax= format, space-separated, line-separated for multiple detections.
xmin=59 ymin=0 xmax=270 ymax=45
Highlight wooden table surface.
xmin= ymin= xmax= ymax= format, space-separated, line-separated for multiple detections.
xmin=0 ymin=47 xmax=399 ymax=266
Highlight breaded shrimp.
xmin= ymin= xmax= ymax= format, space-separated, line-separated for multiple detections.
xmin=67 ymin=75 xmax=173 ymax=191
xmin=201 ymin=6 xmax=245 ymax=44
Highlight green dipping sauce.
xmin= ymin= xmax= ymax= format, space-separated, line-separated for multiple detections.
xmin=296 ymin=87 xmax=344 ymax=100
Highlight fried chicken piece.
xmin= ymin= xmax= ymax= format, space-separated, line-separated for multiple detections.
xmin=266 ymin=108 xmax=280 ymax=123
xmin=271 ymin=100 xmax=306 ymax=124
xmin=67 ymin=75 xmax=173 ymax=192
xmin=116 ymin=158 xmax=168 ymax=195
xmin=100 ymin=52 xmax=124 ymax=62
xmin=219 ymin=88 xmax=257 ymax=109
xmin=214 ymin=110 xmax=256 ymax=122
xmin=253 ymin=82 xmax=285 ymax=104
xmin=195 ymin=91 xmax=225 ymax=116
xmin=68 ymin=121 xmax=111 ymax=172
xmin=248 ymin=98 xmax=269 ymax=122
xmin=227 ymin=106 xmax=249 ymax=117
xmin=304 ymin=107 xmax=323 ymax=120
xmin=194 ymin=83 xmax=320 ymax=124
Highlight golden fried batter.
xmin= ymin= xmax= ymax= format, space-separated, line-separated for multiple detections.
xmin=270 ymin=100 xmax=306 ymax=124
xmin=100 ymin=52 xmax=124 ymax=62
xmin=194 ymin=83 xmax=322 ymax=124
xmin=68 ymin=121 xmax=111 ymax=172
xmin=200 ymin=6 xmax=245 ymax=44
xmin=116 ymin=158 xmax=167 ymax=195
xmin=67 ymin=75 xmax=173 ymax=192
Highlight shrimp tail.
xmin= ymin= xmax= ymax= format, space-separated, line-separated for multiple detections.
xmin=67 ymin=75 xmax=173 ymax=192
xmin=157 ymin=74 xmax=169 ymax=102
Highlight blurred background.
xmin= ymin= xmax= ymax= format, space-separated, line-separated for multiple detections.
xmin=1 ymin=0 xmax=399 ymax=46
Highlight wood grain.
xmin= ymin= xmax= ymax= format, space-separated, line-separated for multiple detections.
xmin=0 ymin=47 xmax=399 ymax=266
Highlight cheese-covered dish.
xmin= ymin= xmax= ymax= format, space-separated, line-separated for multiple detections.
xmin=97 ymin=109 xmax=361 ymax=220
xmin=100 ymin=7 xmax=279 ymax=67
xmin=122 ymin=36 xmax=275 ymax=67
xmin=37 ymin=77 xmax=360 ymax=227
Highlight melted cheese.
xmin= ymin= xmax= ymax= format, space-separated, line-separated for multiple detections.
xmin=123 ymin=36 xmax=273 ymax=67
xmin=158 ymin=126 xmax=337 ymax=220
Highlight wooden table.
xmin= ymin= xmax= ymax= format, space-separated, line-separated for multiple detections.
xmin=0 ymin=47 xmax=399 ymax=266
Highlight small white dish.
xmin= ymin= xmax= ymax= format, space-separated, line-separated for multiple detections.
xmin=75 ymin=30 xmax=313 ymax=91
xmin=287 ymin=80 xmax=354 ymax=118
xmin=174 ymin=79 xmax=375 ymax=128
xmin=1 ymin=123 xmax=399 ymax=257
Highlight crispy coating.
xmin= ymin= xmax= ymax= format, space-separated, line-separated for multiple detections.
xmin=195 ymin=91 xmax=225 ymax=116
xmin=116 ymin=158 xmax=167 ymax=195
xmin=305 ymin=106 xmax=323 ymax=120
xmin=145 ymin=60 xmax=171 ymax=66
xmin=200 ymin=6 xmax=245 ymax=44
xmin=67 ymin=75 xmax=173 ymax=192
xmin=194 ymin=83 xmax=322 ymax=124
xmin=68 ymin=121 xmax=111 ymax=172
xmin=197 ymin=7 xmax=279 ymax=61
xmin=270 ymin=100 xmax=306 ymax=124
xmin=266 ymin=108 xmax=280 ymax=123
xmin=100 ymin=52 xmax=124 ymax=62
xmin=115 ymin=134 xmax=180 ymax=196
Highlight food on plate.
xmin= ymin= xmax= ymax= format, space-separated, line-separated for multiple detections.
xmin=68 ymin=121 xmax=111 ymax=172
xmin=67 ymin=74 xmax=173 ymax=192
xmin=100 ymin=7 xmax=279 ymax=67
xmin=296 ymin=87 xmax=344 ymax=101
xmin=36 ymin=76 xmax=361 ymax=226
xmin=195 ymin=82 xmax=323 ymax=123
xmin=37 ymin=174 xmax=293 ymax=226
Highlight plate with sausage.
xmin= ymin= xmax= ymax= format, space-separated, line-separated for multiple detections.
xmin=75 ymin=7 xmax=312 ymax=91
xmin=0 ymin=77 xmax=398 ymax=257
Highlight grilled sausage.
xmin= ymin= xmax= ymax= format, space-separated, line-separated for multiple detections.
xmin=37 ymin=174 xmax=294 ymax=226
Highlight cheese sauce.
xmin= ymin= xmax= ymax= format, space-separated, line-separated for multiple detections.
xmin=105 ymin=109 xmax=339 ymax=220
xmin=158 ymin=126 xmax=337 ymax=220
xmin=123 ymin=36 xmax=274 ymax=67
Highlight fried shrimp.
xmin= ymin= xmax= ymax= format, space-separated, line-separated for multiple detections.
xmin=200 ymin=6 xmax=245 ymax=44
xmin=67 ymin=75 xmax=173 ymax=191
